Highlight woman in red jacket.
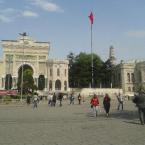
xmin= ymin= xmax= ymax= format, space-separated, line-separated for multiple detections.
xmin=90 ymin=94 xmax=99 ymax=117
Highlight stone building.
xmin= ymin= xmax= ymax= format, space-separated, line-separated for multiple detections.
xmin=112 ymin=60 xmax=145 ymax=95
xmin=0 ymin=34 xmax=69 ymax=92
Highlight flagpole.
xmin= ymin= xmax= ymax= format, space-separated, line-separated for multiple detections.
xmin=89 ymin=12 xmax=94 ymax=88
xmin=91 ymin=22 xmax=94 ymax=88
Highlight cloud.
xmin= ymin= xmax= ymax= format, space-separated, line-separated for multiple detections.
xmin=30 ymin=0 xmax=63 ymax=12
xmin=0 ymin=8 xmax=20 ymax=22
xmin=0 ymin=8 xmax=38 ymax=23
xmin=0 ymin=15 xmax=11 ymax=22
xmin=22 ymin=10 xmax=38 ymax=17
xmin=125 ymin=30 xmax=145 ymax=38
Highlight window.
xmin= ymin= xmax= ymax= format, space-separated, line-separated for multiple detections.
xmin=64 ymin=81 xmax=67 ymax=91
xmin=50 ymin=69 xmax=52 ymax=76
xmin=127 ymin=73 xmax=130 ymax=82
xmin=64 ymin=69 xmax=67 ymax=77
xmin=131 ymin=73 xmax=135 ymax=82
xmin=57 ymin=68 xmax=60 ymax=76
xmin=118 ymin=73 xmax=121 ymax=83
xmin=128 ymin=87 xmax=131 ymax=92
xmin=49 ymin=80 xmax=52 ymax=91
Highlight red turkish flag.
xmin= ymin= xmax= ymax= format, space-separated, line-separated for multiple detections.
xmin=89 ymin=12 xmax=94 ymax=24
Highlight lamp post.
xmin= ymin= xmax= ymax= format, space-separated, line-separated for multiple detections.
xmin=19 ymin=32 xmax=27 ymax=102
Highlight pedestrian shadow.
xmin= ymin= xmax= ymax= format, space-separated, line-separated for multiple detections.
xmin=123 ymin=120 xmax=140 ymax=125
xmin=87 ymin=109 xmax=139 ymax=123
xmin=107 ymin=110 xmax=139 ymax=124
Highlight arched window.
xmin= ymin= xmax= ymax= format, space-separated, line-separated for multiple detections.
xmin=127 ymin=73 xmax=130 ymax=82
xmin=128 ymin=87 xmax=131 ymax=92
xmin=50 ymin=69 xmax=52 ymax=76
xmin=5 ymin=74 xmax=12 ymax=90
xmin=57 ymin=68 xmax=60 ymax=76
xmin=38 ymin=75 xmax=45 ymax=90
xmin=49 ymin=80 xmax=52 ymax=91
xmin=55 ymin=79 xmax=61 ymax=90
xmin=64 ymin=69 xmax=67 ymax=77
xmin=131 ymin=73 xmax=135 ymax=82
xmin=64 ymin=81 xmax=67 ymax=91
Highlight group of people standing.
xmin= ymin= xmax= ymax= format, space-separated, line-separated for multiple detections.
xmin=48 ymin=93 xmax=63 ymax=107
xmin=48 ymin=92 xmax=82 ymax=107
xmin=69 ymin=93 xmax=82 ymax=105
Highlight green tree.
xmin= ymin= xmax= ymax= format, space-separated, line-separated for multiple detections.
xmin=67 ymin=52 xmax=76 ymax=87
xmin=68 ymin=52 xmax=104 ymax=88
xmin=17 ymin=68 xmax=37 ymax=94
xmin=135 ymin=84 xmax=145 ymax=94
xmin=23 ymin=69 xmax=37 ymax=93
xmin=100 ymin=60 xmax=114 ymax=88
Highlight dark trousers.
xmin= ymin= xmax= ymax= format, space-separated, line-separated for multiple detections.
xmin=78 ymin=99 xmax=81 ymax=105
xmin=138 ymin=108 xmax=145 ymax=125
xmin=104 ymin=104 xmax=110 ymax=114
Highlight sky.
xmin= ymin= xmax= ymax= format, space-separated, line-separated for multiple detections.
xmin=0 ymin=0 xmax=145 ymax=63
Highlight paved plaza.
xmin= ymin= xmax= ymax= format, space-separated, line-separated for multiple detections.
xmin=0 ymin=98 xmax=145 ymax=145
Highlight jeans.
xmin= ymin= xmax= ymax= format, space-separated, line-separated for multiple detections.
xmin=92 ymin=106 xmax=98 ymax=117
xmin=33 ymin=101 xmax=37 ymax=108
xmin=117 ymin=101 xmax=123 ymax=110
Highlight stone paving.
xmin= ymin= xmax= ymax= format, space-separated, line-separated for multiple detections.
xmin=0 ymin=98 xmax=145 ymax=145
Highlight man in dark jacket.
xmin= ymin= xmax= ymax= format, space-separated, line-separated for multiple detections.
xmin=133 ymin=92 xmax=145 ymax=125
xmin=58 ymin=93 xmax=63 ymax=107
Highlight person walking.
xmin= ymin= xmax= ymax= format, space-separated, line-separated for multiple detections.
xmin=58 ymin=93 xmax=63 ymax=107
xmin=33 ymin=95 xmax=38 ymax=109
xmin=69 ymin=93 xmax=75 ymax=105
xmin=90 ymin=94 xmax=99 ymax=117
xmin=117 ymin=93 xmax=124 ymax=110
xmin=133 ymin=92 xmax=145 ymax=125
xmin=78 ymin=93 xmax=82 ymax=105
xmin=103 ymin=93 xmax=111 ymax=117
xmin=48 ymin=93 xmax=53 ymax=106
xmin=52 ymin=93 xmax=57 ymax=107
xmin=26 ymin=93 xmax=31 ymax=105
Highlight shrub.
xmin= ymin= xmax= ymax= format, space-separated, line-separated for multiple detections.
xmin=3 ymin=96 xmax=12 ymax=104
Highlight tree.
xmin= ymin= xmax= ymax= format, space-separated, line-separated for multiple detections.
xmin=17 ymin=68 xmax=37 ymax=94
xmin=135 ymin=84 xmax=145 ymax=94
xmin=100 ymin=60 xmax=114 ymax=88
xmin=67 ymin=52 xmax=76 ymax=87
xmin=23 ymin=69 xmax=37 ymax=93
xmin=68 ymin=52 xmax=104 ymax=88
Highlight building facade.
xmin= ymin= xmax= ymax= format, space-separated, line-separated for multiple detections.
xmin=0 ymin=34 xmax=69 ymax=92
xmin=112 ymin=60 xmax=145 ymax=95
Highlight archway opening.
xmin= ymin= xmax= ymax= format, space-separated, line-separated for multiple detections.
xmin=55 ymin=80 xmax=61 ymax=90
xmin=5 ymin=74 xmax=12 ymax=90
xmin=17 ymin=64 xmax=34 ymax=94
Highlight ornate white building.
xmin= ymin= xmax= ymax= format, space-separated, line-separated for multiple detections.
xmin=0 ymin=34 xmax=69 ymax=92
xmin=112 ymin=60 xmax=145 ymax=95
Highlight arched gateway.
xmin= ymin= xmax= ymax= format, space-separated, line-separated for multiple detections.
xmin=0 ymin=34 xmax=69 ymax=92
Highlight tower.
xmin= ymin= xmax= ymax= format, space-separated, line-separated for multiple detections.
xmin=109 ymin=45 xmax=116 ymax=66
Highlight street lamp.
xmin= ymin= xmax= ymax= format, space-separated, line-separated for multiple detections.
xmin=19 ymin=32 xmax=27 ymax=102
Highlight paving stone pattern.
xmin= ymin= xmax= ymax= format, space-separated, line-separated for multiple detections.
xmin=0 ymin=99 xmax=145 ymax=145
